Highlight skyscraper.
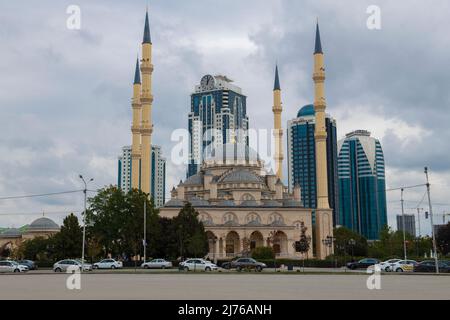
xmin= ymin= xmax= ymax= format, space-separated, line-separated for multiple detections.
xmin=287 ymin=104 xmax=339 ymax=225
xmin=337 ymin=130 xmax=387 ymax=240
xmin=397 ymin=214 xmax=416 ymax=237
xmin=188 ymin=75 xmax=249 ymax=177
xmin=118 ymin=145 xmax=166 ymax=207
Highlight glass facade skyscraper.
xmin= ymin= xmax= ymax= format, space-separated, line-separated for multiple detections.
xmin=118 ymin=145 xmax=166 ymax=208
xmin=188 ymin=75 xmax=249 ymax=177
xmin=287 ymin=104 xmax=339 ymax=225
xmin=337 ymin=130 xmax=387 ymax=240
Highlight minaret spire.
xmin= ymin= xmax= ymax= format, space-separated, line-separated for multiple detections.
xmin=272 ymin=64 xmax=284 ymax=180
xmin=312 ymin=21 xmax=333 ymax=259
xmin=274 ymin=64 xmax=281 ymax=91
xmin=143 ymin=9 xmax=152 ymax=44
xmin=131 ymin=57 xmax=142 ymax=190
xmin=314 ymin=21 xmax=323 ymax=54
xmin=134 ymin=56 xmax=141 ymax=84
xmin=140 ymin=9 xmax=154 ymax=195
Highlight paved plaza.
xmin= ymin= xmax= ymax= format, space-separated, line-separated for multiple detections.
xmin=0 ymin=272 xmax=449 ymax=300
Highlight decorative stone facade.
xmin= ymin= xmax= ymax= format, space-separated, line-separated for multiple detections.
xmin=159 ymin=143 xmax=314 ymax=260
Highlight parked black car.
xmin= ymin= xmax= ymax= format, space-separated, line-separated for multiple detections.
xmin=414 ymin=260 xmax=450 ymax=273
xmin=230 ymin=258 xmax=267 ymax=272
xmin=17 ymin=260 xmax=37 ymax=270
xmin=346 ymin=258 xmax=380 ymax=270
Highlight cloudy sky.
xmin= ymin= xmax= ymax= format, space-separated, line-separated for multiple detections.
xmin=1 ymin=0 xmax=449 ymax=235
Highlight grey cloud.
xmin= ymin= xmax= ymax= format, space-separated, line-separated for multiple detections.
xmin=1 ymin=0 xmax=449 ymax=229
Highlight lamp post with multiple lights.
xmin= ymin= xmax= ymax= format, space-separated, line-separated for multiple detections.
xmin=79 ymin=174 xmax=93 ymax=272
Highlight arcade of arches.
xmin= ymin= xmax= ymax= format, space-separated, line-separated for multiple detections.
xmin=205 ymin=228 xmax=293 ymax=259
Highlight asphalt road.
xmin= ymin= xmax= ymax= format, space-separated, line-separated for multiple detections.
xmin=1 ymin=272 xmax=449 ymax=300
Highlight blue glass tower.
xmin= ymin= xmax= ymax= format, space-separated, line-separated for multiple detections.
xmin=287 ymin=105 xmax=339 ymax=225
xmin=337 ymin=130 xmax=387 ymax=240
xmin=188 ymin=75 xmax=249 ymax=177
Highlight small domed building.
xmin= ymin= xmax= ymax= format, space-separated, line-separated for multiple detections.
xmin=0 ymin=217 xmax=60 ymax=255
xmin=22 ymin=217 xmax=60 ymax=241
xmin=160 ymin=143 xmax=312 ymax=260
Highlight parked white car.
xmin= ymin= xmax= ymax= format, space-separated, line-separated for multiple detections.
xmin=141 ymin=259 xmax=172 ymax=269
xmin=93 ymin=259 xmax=123 ymax=269
xmin=391 ymin=260 xmax=418 ymax=272
xmin=378 ymin=259 xmax=402 ymax=272
xmin=53 ymin=259 xmax=93 ymax=272
xmin=0 ymin=260 xmax=29 ymax=273
xmin=180 ymin=259 xmax=218 ymax=271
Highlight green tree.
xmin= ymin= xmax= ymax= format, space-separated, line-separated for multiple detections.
xmin=334 ymin=227 xmax=368 ymax=258
xmin=172 ymin=202 xmax=208 ymax=258
xmin=151 ymin=217 xmax=178 ymax=259
xmin=18 ymin=236 xmax=53 ymax=261
xmin=86 ymin=186 xmax=159 ymax=260
xmin=436 ymin=223 xmax=450 ymax=255
xmin=366 ymin=226 xmax=430 ymax=259
xmin=52 ymin=213 xmax=83 ymax=260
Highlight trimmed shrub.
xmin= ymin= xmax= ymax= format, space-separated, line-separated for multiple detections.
xmin=251 ymin=247 xmax=275 ymax=260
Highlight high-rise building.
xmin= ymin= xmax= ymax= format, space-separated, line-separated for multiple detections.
xmin=337 ymin=130 xmax=387 ymax=240
xmin=188 ymin=75 xmax=249 ymax=177
xmin=396 ymin=214 xmax=416 ymax=237
xmin=118 ymin=146 xmax=132 ymax=193
xmin=287 ymin=104 xmax=339 ymax=225
xmin=118 ymin=145 xmax=166 ymax=207
xmin=151 ymin=145 xmax=166 ymax=208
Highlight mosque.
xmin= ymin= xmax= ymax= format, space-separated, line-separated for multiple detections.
xmin=126 ymin=10 xmax=334 ymax=260
xmin=0 ymin=217 xmax=60 ymax=255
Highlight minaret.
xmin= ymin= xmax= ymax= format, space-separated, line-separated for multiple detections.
xmin=272 ymin=65 xmax=284 ymax=180
xmin=313 ymin=21 xmax=333 ymax=259
xmin=131 ymin=57 xmax=142 ymax=190
xmin=140 ymin=10 xmax=154 ymax=195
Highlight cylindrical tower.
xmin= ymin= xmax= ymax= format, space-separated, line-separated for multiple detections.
xmin=131 ymin=57 xmax=142 ymax=190
xmin=140 ymin=10 xmax=153 ymax=195
xmin=313 ymin=22 xmax=334 ymax=259
xmin=272 ymin=65 xmax=284 ymax=180
xmin=313 ymin=23 xmax=329 ymax=210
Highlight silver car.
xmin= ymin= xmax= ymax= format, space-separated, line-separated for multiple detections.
xmin=141 ymin=259 xmax=173 ymax=269
xmin=93 ymin=259 xmax=123 ymax=269
xmin=0 ymin=260 xmax=29 ymax=273
xmin=53 ymin=259 xmax=93 ymax=272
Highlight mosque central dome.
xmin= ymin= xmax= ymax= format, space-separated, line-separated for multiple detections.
xmin=297 ymin=104 xmax=315 ymax=118
xmin=204 ymin=143 xmax=261 ymax=166
xmin=28 ymin=217 xmax=59 ymax=232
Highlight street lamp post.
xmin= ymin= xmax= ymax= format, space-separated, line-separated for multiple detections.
xmin=401 ymin=188 xmax=407 ymax=261
xmin=212 ymin=236 xmax=218 ymax=264
xmin=143 ymin=200 xmax=147 ymax=264
xmin=79 ymin=175 xmax=93 ymax=273
xmin=424 ymin=167 xmax=439 ymax=274
xmin=322 ymin=236 xmax=334 ymax=260
xmin=348 ymin=239 xmax=356 ymax=262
